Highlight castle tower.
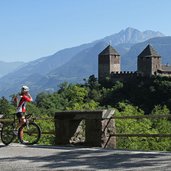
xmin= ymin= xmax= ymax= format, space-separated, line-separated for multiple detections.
xmin=137 ymin=44 xmax=161 ymax=77
xmin=98 ymin=45 xmax=120 ymax=81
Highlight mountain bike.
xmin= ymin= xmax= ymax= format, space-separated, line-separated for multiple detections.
xmin=1 ymin=113 xmax=41 ymax=145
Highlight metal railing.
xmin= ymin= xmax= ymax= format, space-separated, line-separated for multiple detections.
xmin=0 ymin=116 xmax=55 ymax=136
xmin=1 ymin=114 xmax=171 ymax=140
xmin=110 ymin=114 xmax=171 ymax=138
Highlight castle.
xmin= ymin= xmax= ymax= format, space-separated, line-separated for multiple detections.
xmin=98 ymin=44 xmax=171 ymax=82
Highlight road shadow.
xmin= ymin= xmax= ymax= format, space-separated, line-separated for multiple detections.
xmin=0 ymin=145 xmax=171 ymax=170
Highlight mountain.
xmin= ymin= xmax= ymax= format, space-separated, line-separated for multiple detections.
xmin=0 ymin=28 xmax=166 ymax=98
xmin=0 ymin=61 xmax=24 ymax=78
xmin=48 ymin=28 xmax=165 ymax=81
xmin=49 ymin=41 xmax=108 ymax=81
xmin=100 ymin=27 xmax=164 ymax=45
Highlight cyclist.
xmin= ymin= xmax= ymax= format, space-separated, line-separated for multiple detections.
xmin=15 ymin=85 xmax=33 ymax=141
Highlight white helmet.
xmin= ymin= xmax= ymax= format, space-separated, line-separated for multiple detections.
xmin=21 ymin=85 xmax=29 ymax=92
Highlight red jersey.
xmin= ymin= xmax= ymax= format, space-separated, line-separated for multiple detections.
xmin=16 ymin=95 xmax=32 ymax=113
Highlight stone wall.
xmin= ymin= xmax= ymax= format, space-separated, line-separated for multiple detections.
xmin=54 ymin=110 xmax=116 ymax=148
xmin=109 ymin=71 xmax=143 ymax=83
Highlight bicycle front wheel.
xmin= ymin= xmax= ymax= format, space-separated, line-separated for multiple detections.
xmin=1 ymin=124 xmax=15 ymax=145
xmin=18 ymin=122 xmax=41 ymax=145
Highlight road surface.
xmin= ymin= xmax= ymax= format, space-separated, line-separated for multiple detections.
xmin=0 ymin=143 xmax=171 ymax=170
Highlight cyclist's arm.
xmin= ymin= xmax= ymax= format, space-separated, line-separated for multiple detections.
xmin=23 ymin=94 xmax=33 ymax=102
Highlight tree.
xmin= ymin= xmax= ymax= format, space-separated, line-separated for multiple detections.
xmin=84 ymin=75 xmax=100 ymax=90
xmin=115 ymin=102 xmax=157 ymax=150
xmin=0 ymin=97 xmax=14 ymax=114
xmin=59 ymin=84 xmax=99 ymax=110
xmin=149 ymin=105 xmax=171 ymax=151
xmin=35 ymin=92 xmax=50 ymax=108
xmin=83 ymin=75 xmax=102 ymax=102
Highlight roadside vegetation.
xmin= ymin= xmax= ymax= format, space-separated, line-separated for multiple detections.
xmin=0 ymin=75 xmax=171 ymax=150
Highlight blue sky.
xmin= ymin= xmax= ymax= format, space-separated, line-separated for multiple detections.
xmin=0 ymin=0 xmax=171 ymax=62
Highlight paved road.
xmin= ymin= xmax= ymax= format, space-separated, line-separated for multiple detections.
xmin=0 ymin=143 xmax=171 ymax=171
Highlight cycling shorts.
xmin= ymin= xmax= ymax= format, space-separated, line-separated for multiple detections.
xmin=16 ymin=112 xmax=24 ymax=119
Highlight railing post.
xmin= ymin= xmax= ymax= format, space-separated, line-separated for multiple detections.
xmin=102 ymin=110 xmax=116 ymax=148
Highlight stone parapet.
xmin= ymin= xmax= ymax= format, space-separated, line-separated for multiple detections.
xmin=54 ymin=110 xmax=116 ymax=148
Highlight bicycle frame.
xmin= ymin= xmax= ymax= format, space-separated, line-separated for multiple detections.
xmin=1 ymin=113 xmax=41 ymax=145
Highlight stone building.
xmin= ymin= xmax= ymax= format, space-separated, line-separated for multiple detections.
xmin=98 ymin=45 xmax=120 ymax=81
xmin=98 ymin=44 xmax=171 ymax=82
xmin=137 ymin=44 xmax=161 ymax=77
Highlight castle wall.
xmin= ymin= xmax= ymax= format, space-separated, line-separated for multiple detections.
xmin=138 ymin=56 xmax=161 ymax=77
xmin=98 ymin=45 xmax=171 ymax=84
xmin=152 ymin=57 xmax=161 ymax=74
xmin=138 ymin=57 xmax=152 ymax=76
xmin=98 ymin=55 xmax=110 ymax=80
xmin=110 ymin=71 xmax=143 ymax=82
xmin=98 ymin=54 xmax=120 ymax=81
xmin=110 ymin=55 xmax=120 ymax=72
xmin=110 ymin=63 xmax=120 ymax=73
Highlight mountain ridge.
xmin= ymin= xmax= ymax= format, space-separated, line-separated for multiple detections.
xmin=0 ymin=61 xmax=24 ymax=78
xmin=0 ymin=27 xmax=166 ymax=98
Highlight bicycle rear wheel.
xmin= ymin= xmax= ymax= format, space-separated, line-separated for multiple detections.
xmin=1 ymin=124 xmax=15 ymax=145
xmin=18 ymin=122 xmax=41 ymax=145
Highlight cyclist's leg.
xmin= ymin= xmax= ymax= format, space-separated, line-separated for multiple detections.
xmin=18 ymin=122 xmax=41 ymax=145
xmin=16 ymin=112 xmax=26 ymax=123
xmin=16 ymin=112 xmax=26 ymax=139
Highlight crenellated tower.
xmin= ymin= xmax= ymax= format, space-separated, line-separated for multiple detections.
xmin=98 ymin=44 xmax=170 ymax=84
xmin=137 ymin=44 xmax=161 ymax=77
xmin=98 ymin=45 xmax=120 ymax=81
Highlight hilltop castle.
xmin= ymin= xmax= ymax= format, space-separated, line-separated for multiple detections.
xmin=98 ymin=44 xmax=171 ymax=83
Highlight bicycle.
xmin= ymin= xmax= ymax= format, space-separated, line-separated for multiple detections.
xmin=0 ymin=113 xmax=41 ymax=145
